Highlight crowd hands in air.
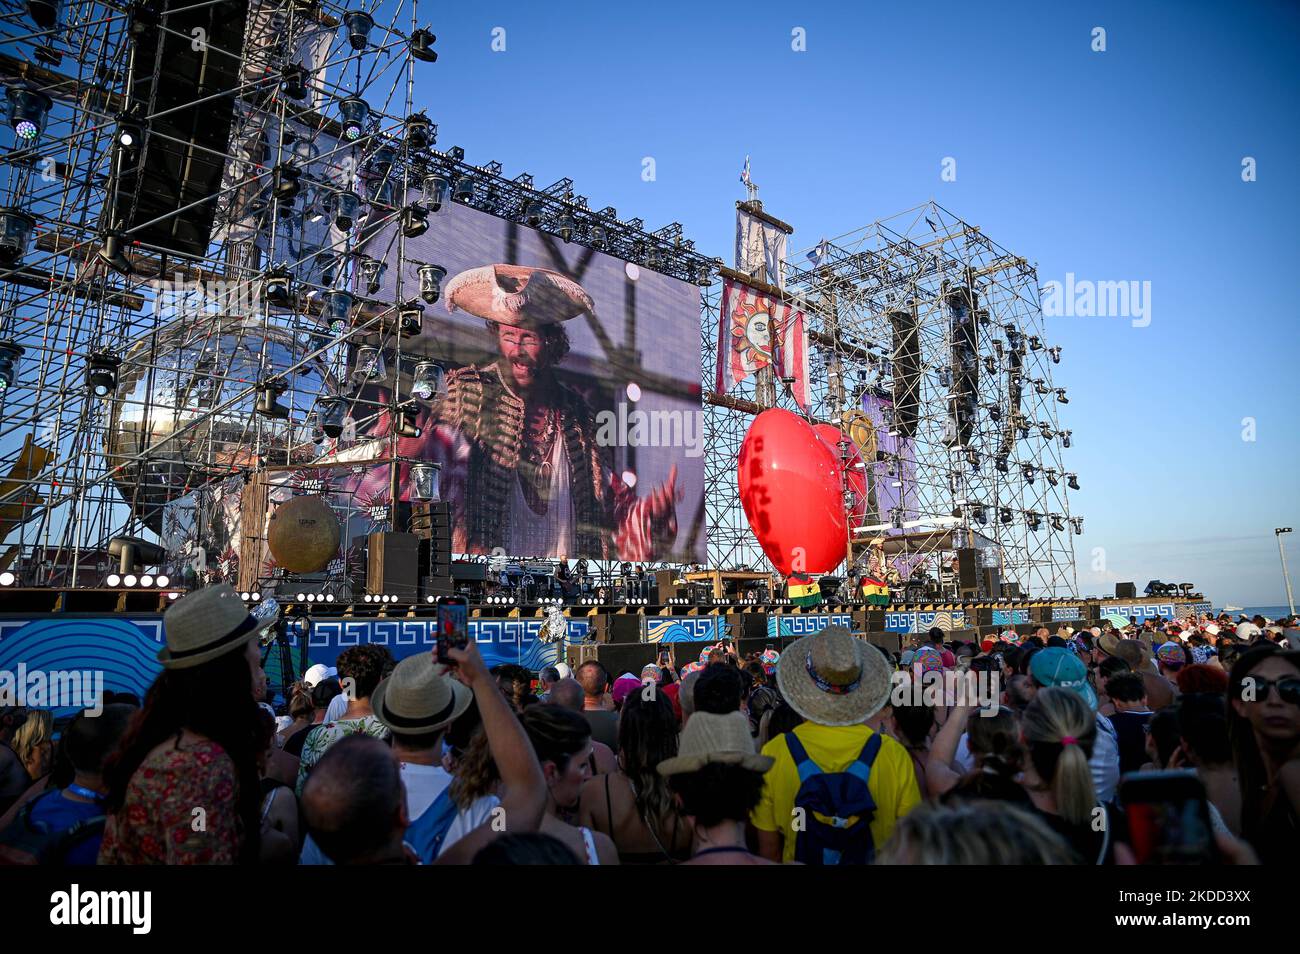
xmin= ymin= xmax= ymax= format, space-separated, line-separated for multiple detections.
xmin=2 ymin=585 xmax=1297 ymax=867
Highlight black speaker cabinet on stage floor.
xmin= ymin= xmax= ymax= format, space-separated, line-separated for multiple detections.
xmin=594 ymin=643 xmax=659 ymax=676
xmin=1115 ymin=582 xmax=1137 ymax=599
xmin=736 ymin=613 xmax=769 ymax=639
xmin=365 ymin=531 xmax=419 ymax=600
xmin=957 ymin=548 xmax=979 ymax=597
xmin=1032 ymin=605 xmax=1051 ymax=625
xmin=607 ymin=615 xmax=642 ymax=644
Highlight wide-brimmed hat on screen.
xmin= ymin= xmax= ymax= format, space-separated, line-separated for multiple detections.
xmin=657 ymin=710 xmax=773 ymax=776
xmin=371 ymin=653 xmax=472 ymax=738
xmin=159 ymin=583 xmax=275 ymax=670
xmin=444 ymin=264 xmax=595 ymax=327
xmin=776 ymin=625 xmax=892 ymax=727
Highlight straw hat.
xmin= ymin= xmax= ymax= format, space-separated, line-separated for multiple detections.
xmin=1111 ymin=637 xmax=1154 ymax=669
xmin=371 ymin=653 xmax=472 ymax=737
xmin=776 ymin=625 xmax=892 ymax=727
xmin=658 ymin=711 xmax=773 ymax=776
xmin=444 ymin=264 xmax=595 ymax=327
xmin=158 ymin=583 xmax=275 ymax=670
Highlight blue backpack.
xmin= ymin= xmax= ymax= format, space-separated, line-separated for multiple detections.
xmin=785 ymin=730 xmax=882 ymax=865
xmin=404 ymin=789 xmax=459 ymax=864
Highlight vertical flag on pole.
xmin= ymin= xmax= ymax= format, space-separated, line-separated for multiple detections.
xmin=716 ymin=278 xmax=810 ymax=409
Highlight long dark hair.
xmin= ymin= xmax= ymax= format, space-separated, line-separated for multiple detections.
xmin=103 ymin=648 xmax=264 ymax=863
xmin=1228 ymin=645 xmax=1300 ymax=824
xmin=616 ymin=690 xmax=680 ymax=833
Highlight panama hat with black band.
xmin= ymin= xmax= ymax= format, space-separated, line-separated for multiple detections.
xmin=158 ymin=583 xmax=277 ymax=670
xmin=776 ymin=625 xmax=893 ymax=727
xmin=371 ymin=653 xmax=473 ymax=738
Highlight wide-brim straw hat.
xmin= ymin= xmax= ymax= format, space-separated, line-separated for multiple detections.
xmin=658 ymin=710 xmax=773 ymax=776
xmin=776 ymin=625 xmax=892 ymax=727
xmin=1109 ymin=637 xmax=1154 ymax=669
xmin=444 ymin=264 xmax=595 ymax=326
xmin=158 ymin=583 xmax=276 ymax=670
xmin=371 ymin=653 xmax=472 ymax=737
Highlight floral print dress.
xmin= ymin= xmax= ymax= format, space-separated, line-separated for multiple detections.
xmin=98 ymin=739 xmax=240 ymax=864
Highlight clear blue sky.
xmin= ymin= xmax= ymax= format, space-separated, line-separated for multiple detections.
xmin=390 ymin=0 xmax=1300 ymax=605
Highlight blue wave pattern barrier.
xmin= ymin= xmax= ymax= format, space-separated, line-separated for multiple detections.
xmin=643 ymin=617 xmax=725 ymax=643
xmin=884 ymin=611 xmax=968 ymax=634
xmin=769 ymin=614 xmax=854 ymax=638
xmin=0 ymin=614 xmax=588 ymax=708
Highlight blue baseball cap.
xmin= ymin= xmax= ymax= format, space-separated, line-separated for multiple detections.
xmin=1029 ymin=646 xmax=1098 ymax=710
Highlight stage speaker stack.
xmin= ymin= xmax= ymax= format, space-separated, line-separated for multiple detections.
xmin=596 ymin=643 xmax=659 ymax=676
xmin=607 ymin=615 xmax=643 ymax=645
xmin=366 ymin=531 xmax=419 ymax=601
xmin=957 ymin=548 xmax=979 ymax=599
xmin=114 ymin=0 xmax=249 ymax=258
xmin=889 ymin=307 xmax=921 ymax=438
xmin=1032 ymin=605 xmax=1051 ymax=624
xmin=1001 ymin=582 xmax=1023 ymax=600
xmin=566 ymin=643 xmax=600 ymax=669
xmin=737 ymin=613 xmax=768 ymax=639
xmin=1115 ymin=582 xmax=1137 ymax=599
xmin=652 ymin=569 xmax=680 ymax=604
xmin=976 ymin=606 xmax=994 ymax=627
xmin=982 ymin=567 xmax=1001 ymax=600
xmin=413 ymin=502 xmax=453 ymax=597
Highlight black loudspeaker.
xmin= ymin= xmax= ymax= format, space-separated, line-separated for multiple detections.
xmin=976 ymin=607 xmax=994 ymax=627
xmin=586 ymin=615 xmax=611 ymax=644
xmin=1084 ymin=603 xmax=1101 ymax=623
xmin=736 ymin=613 xmax=768 ymax=639
xmin=888 ymin=308 xmax=921 ymax=438
xmin=945 ymin=287 xmax=979 ymax=446
xmin=566 ymin=643 xmax=600 ymax=669
xmin=861 ymin=631 xmax=902 ymax=655
xmin=114 ymin=0 xmax=249 ymax=258
xmin=1032 ymin=605 xmax=1052 ymax=624
xmin=982 ymin=567 xmax=1001 ymax=600
xmin=652 ymin=570 xmax=680 ymax=603
xmin=366 ymin=532 xmax=419 ymax=600
xmin=1115 ymin=582 xmax=1137 ymax=599
xmin=607 ymin=615 xmax=643 ymax=645
xmin=1001 ymin=582 xmax=1023 ymax=599
xmin=597 ymin=643 xmax=658 ymax=676
xmin=957 ymin=548 xmax=979 ymax=596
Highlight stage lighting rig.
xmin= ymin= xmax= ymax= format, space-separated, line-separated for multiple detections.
xmin=357 ymin=256 xmax=384 ymax=295
xmin=0 ymin=208 xmax=36 ymax=265
xmin=85 ymin=351 xmax=121 ymax=397
xmin=417 ymin=263 xmax=446 ymax=303
xmin=0 ymin=341 xmax=24 ymax=393
xmin=317 ymin=397 xmax=346 ymax=438
xmin=410 ymin=28 xmax=438 ymax=62
xmin=453 ymin=175 xmax=474 ymax=203
xmin=524 ymin=200 xmax=545 ymax=228
xmin=1048 ymin=346 xmax=1062 ymax=364
xmin=263 ymin=264 xmax=293 ymax=306
xmin=401 ymin=204 xmax=429 ymax=238
xmin=331 ymin=190 xmax=361 ymax=231
xmin=1055 ymin=388 xmax=1068 ymax=404
xmin=1070 ymin=517 xmax=1084 ymax=535
xmin=422 ymin=174 xmax=450 ymax=212
xmin=96 ymin=230 xmax=133 ymax=275
xmin=7 ymin=87 xmax=52 ymax=144
xmin=1066 ymin=473 xmax=1079 ymax=491
xmin=323 ymin=290 xmax=353 ymax=334
xmin=394 ymin=401 xmax=421 ymax=439
xmin=338 ymin=97 xmax=370 ymax=142
xmin=280 ymin=63 xmax=309 ymax=101
xmin=399 ymin=300 xmax=423 ymax=337
xmin=410 ymin=462 xmax=440 ymax=502
xmin=26 ymin=0 xmax=62 ymax=28
xmin=255 ymin=378 xmax=290 ymax=419
xmin=406 ymin=113 xmax=434 ymax=151
xmin=1059 ymin=430 xmax=1072 ymax=449
xmin=412 ymin=361 xmax=445 ymax=400
xmin=558 ymin=212 xmax=575 ymax=242
xmin=343 ymin=10 xmax=375 ymax=50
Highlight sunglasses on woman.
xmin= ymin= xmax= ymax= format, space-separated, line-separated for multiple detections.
xmin=1243 ymin=676 xmax=1300 ymax=706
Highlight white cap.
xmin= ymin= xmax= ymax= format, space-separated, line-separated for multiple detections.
xmin=1204 ymin=623 xmax=1220 ymax=636
xmin=554 ymin=662 xmax=573 ymax=680
xmin=1236 ymin=622 xmax=1261 ymax=640
xmin=303 ymin=663 xmax=338 ymax=688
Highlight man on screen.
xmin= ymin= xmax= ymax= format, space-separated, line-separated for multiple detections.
xmin=412 ymin=263 xmax=680 ymax=560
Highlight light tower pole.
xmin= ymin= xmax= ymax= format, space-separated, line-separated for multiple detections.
xmin=1276 ymin=527 xmax=1296 ymax=617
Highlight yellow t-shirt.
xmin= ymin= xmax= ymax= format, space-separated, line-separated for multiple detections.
xmin=751 ymin=722 xmax=921 ymax=862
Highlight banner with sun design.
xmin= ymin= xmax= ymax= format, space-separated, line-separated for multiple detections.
xmin=715 ymin=278 xmax=810 ymax=409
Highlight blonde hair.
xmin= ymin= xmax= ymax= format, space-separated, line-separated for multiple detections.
xmin=13 ymin=709 xmax=53 ymax=777
xmin=878 ymin=800 xmax=1076 ymax=865
xmin=1021 ymin=687 xmax=1097 ymax=826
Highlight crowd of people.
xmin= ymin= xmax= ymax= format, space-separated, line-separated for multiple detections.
xmin=1 ymin=582 xmax=1297 ymax=866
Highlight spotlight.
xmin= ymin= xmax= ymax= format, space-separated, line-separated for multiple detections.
xmin=1070 ymin=516 xmax=1084 ymax=535
xmin=26 ymin=0 xmax=63 ymax=28
xmin=422 ymin=174 xmax=450 ymax=212
xmin=1059 ymin=430 xmax=1072 ymax=449
xmin=643 ymin=244 xmax=660 ymax=269
xmin=0 ymin=208 xmax=36 ymax=265
xmin=280 ymin=63 xmax=308 ymax=100
xmin=1048 ymin=346 xmax=1062 ymax=364
xmin=1055 ymin=388 xmax=1068 ymax=404
xmin=272 ymin=163 xmax=302 ymax=204
xmin=86 ymin=351 xmax=121 ymax=397
xmin=999 ymin=508 xmax=1012 ymax=526
xmin=972 ymin=505 xmax=987 ymax=526
xmin=399 ymin=301 xmax=424 ymax=337
xmin=357 ymin=255 xmax=384 ymax=295
xmin=140 ymin=574 xmax=154 ymax=587
xmin=368 ymin=145 xmax=396 ymax=179
xmin=343 ymin=9 xmax=374 ymax=50
xmin=1066 ymin=473 xmax=1080 ymax=491
xmin=405 ymin=112 xmax=434 ymax=151
xmin=1021 ymin=464 xmax=1035 ymax=484
xmin=409 ymin=462 xmax=441 ymax=502
xmin=106 ymin=573 xmax=121 ymax=587
xmin=453 ymin=175 xmax=474 ymax=203
xmin=401 ymin=204 xmax=429 ymax=238
xmin=995 ymin=457 xmax=1008 ymax=474
xmin=588 ymin=224 xmax=607 ymax=250
xmin=1050 ymin=514 xmax=1066 ymax=532
xmin=255 ymin=378 xmax=290 ymax=419
xmin=297 ymin=592 xmax=307 ymax=602
xmin=1045 ymin=469 xmax=1059 ymax=487
xmin=317 ymin=396 xmax=346 ymax=438
xmin=123 ymin=574 xmax=138 ymax=587
xmin=1034 ymin=378 xmax=1051 ymax=396
xmin=352 ymin=346 xmax=385 ymax=383
xmin=1039 ymin=423 xmax=1054 ymax=440
xmin=325 ymin=594 xmax=335 ymax=603
xmin=524 ymin=200 xmax=545 ymax=227
xmin=697 ymin=262 xmax=714 ymax=287
xmin=394 ymin=401 xmax=421 ymax=438
xmin=417 ymin=263 xmax=446 ymax=303
xmin=338 ymin=97 xmax=370 ymax=141
xmin=1026 ymin=512 xmax=1041 ymax=531
xmin=411 ymin=361 xmax=445 ymax=400
xmin=0 ymin=340 xmax=25 ymax=393
xmin=410 ymin=27 xmax=438 ymax=62
xmin=263 ymin=264 xmax=293 ymax=306
xmin=558 ymin=212 xmax=575 ymax=243
xmin=7 ymin=87 xmax=52 ymax=144
xmin=156 ymin=574 xmax=169 ymax=588
xmin=331 ymin=190 xmax=361 ymax=231
xmin=983 ymin=355 xmax=997 ymax=375
xmin=96 ymin=230 xmax=133 ymax=275
xmin=323 ymin=289 xmax=353 ymax=334
xmin=987 ymin=404 xmax=1001 ymax=423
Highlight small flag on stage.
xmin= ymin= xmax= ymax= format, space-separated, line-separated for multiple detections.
xmin=862 ymin=576 xmax=890 ymax=607
xmin=788 ymin=573 xmax=821 ymax=607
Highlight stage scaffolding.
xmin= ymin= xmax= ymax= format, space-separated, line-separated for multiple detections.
xmin=702 ymin=200 xmax=1080 ymax=598
xmin=0 ymin=0 xmax=711 ymax=590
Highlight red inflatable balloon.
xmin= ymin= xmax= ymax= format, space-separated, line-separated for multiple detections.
xmin=738 ymin=409 xmax=847 ymax=577
xmin=812 ymin=423 xmax=868 ymax=524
